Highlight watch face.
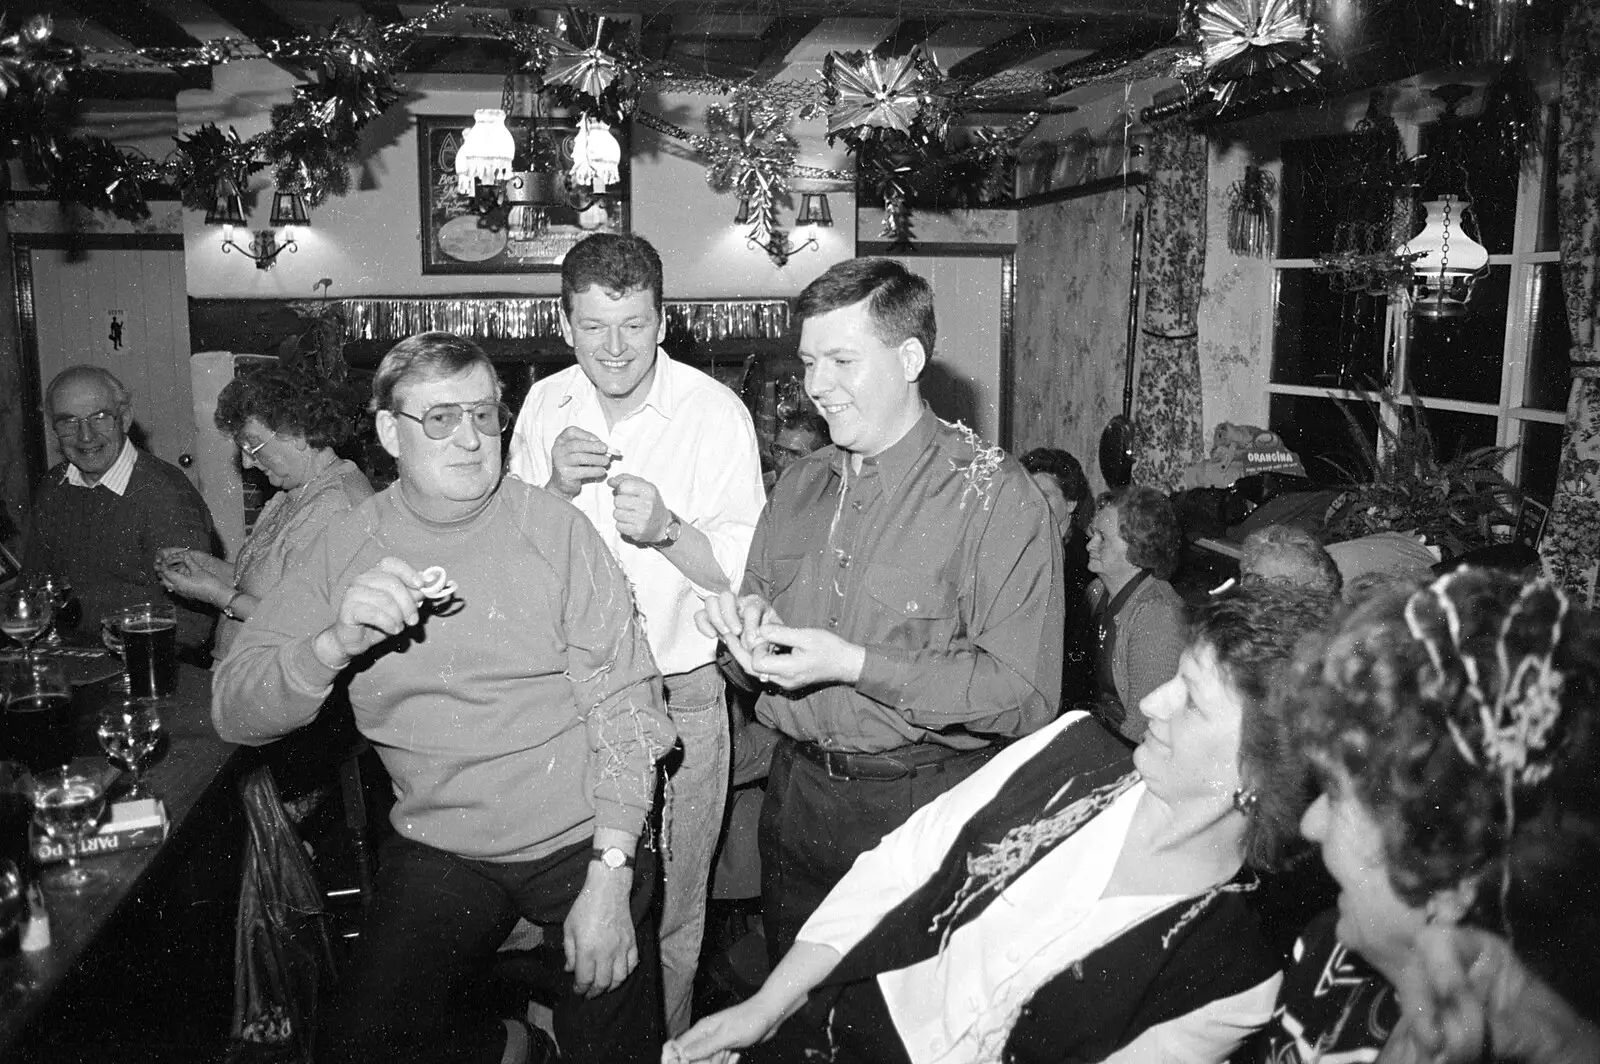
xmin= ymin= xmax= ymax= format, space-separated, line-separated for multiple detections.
xmin=599 ymin=847 xmax=626 ymax=868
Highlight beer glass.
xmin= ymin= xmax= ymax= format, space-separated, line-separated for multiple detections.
xmin=113 ymin=604 xmax=177 ymax=700
xmin=30 ymin=766 xmax=107 ymax=893
xmin=2 ymin=664 xmax=75 ymax=775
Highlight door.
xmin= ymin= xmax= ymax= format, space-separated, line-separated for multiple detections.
xmin=15 ymin=234 xmax=196 ymax=486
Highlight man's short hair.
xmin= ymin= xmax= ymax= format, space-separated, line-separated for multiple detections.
xmin=560 ymin=233 xmax=664 ymax=316
xmin=371 ymin=332 xmax=498 ymax=413
xmin=45 ymin=365 xmax=131 ymax=416
xmin=794 ymin=258 xmax=936 ymax=359
xmin=1240 ymin=524 xmax=1342 ymax=596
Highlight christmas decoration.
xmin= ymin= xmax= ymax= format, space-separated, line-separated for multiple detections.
xmin=544 ymin=18 xmax=621 ymax=100
xmin=1476 ymin=59 xmax=1543 ymax=167
xmin=823 ymin=47 xmax=939 ymax=138
xmin=1226 ymin=164 xmax=1276 ymax=257
xmin=1191 ymin=0 xmax=1322 ymax=110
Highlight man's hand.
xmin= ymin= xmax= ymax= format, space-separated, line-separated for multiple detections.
xmin=608 ymin=474 xmax=671 ymax=544
xmin=749 ymin=625 xmax=866 ymax=689
xmin=313 ymin=557 xmax=427 ymax=670
xmin=662 ymin=996 xmax=790 ymax=1064
xmin=547 ymin=426 xmax=613 ymax=498
xmin=696 ymin=591 xmax=783 ymax=673
xmin=564 ymin=859 xmax=638 ymax=999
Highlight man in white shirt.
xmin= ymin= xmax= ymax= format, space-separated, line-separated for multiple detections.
xmin=508 ymin=233 xmax=765 ymax=1035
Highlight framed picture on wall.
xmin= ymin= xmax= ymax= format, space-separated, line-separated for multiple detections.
xmin=1515 ymin=496 xmax=1551 ymax=550
xmin=417 ymin=115 xmax=630 ymax=274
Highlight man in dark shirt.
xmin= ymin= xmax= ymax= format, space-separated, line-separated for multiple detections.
xmin=700 ymin=258 xmax=1064 ymax=961
xmin=22 ymin=365 xmax=214 ymax=646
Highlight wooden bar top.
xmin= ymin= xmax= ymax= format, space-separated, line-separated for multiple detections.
xmin=0 ymin=661 xmax=238 ymax=1047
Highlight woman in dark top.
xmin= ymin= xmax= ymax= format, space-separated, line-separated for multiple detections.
xmin=1250 ymin=569 xmax=1600 ymax=1063
xmin=1021 ymin=447 xmax=1093 ymax=702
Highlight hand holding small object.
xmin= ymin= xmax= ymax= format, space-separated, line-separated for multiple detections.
xmin=416 ymin=566 xmax=459 ymax=602
xmin=316 ymin=557 xmax=431 ymax=668
xmin=548 ymin=427 xmax=614 ymax=498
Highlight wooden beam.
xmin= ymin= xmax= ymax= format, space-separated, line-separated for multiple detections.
xmin=357 ymin=2 xmax=404 ymax=24
xmin=195 ymin=0 xmax=300 ymax=47
xmin=949 ymin=15 xmax=1169 ymax=82
xmin=751 ymin=15 xmax=823 ymax=79
xmin=70 ymin=67 xmax=209 ymax=99
xmin=875 ymin=18 xmax=948 ymax=58
xmin=397 ymin=36 xmax=527 ymax=75
xmin=638 ymin=13 xmax=675 ymax=61
xmin=62 ymin=0 xmax=205 ymax=52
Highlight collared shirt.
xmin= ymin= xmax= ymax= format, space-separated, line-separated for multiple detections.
xmin=746 ymin=406 xmax=1063 ymax=752
xmin=508 ymin=351 xmax=765 ymax=677
xmin=64 ymin=438 xmax=136 ymax=494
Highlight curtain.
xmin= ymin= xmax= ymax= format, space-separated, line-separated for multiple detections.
xmin=1132 ymin=125 xmax=1208 ymax=491
xmin=1540 ymin=3 xmax=1600 ymax=601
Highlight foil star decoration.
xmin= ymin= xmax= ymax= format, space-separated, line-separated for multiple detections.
xmin=1196 ymin=0 xmax=1321 ymax=108
xmin=824 ymin=47 xmax=934 ymax=137
xmin=545 ymin=19 xmax=620 ymax=101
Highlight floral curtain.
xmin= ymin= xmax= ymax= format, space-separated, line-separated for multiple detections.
xmin=1541 ymin=3 xmax=1600 ymax=601
xmin=1131 ymin=125 xmax=1208 ymax=490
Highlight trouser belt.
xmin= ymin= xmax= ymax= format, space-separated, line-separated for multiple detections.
xmin=789 ymin=738 xmax=996 ymax=782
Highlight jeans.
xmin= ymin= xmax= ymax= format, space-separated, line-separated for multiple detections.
xmin=318 ymin=835 xmax=662 ymax=1064
xmin=759 ymin=738 xmax=998 ymax=967
xmin=658 ymin=663 xmax=731 ymax=1036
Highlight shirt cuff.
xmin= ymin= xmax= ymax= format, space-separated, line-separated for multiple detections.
xmin=285 ymin=638 xmax=341 ymax=697
xmin=591 ymin=799 xmax=648 ymax=837
xmin=854 ymin=646 xmax=910 ymax=708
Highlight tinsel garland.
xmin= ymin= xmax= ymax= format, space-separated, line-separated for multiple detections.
xmin=338 ymin=298 xmax=790 ymax=343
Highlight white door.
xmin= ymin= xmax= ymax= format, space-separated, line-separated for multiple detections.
xmin=22 ymin=239 xmax=196 ymax=483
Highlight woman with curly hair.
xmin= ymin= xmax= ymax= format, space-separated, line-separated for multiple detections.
xmin=1251 ymin=568 xmax=1600 ymax=1063
xmin=157 ymin=364 xmax=372 ymax=658
xmin=1083 ymin=485 xmax=1186 ymax=744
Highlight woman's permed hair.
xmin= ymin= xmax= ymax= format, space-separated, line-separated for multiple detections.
xmin=214 ymin=364 xmax=355 ymax=450
xmin=1287 ymin=567 xmax=1600 ymax=1019
xmin=1099 ymin=485 xmax=1182 ymax=580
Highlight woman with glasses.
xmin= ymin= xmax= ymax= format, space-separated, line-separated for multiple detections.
xmin=157 ymin=364 xmax=372 ymax=658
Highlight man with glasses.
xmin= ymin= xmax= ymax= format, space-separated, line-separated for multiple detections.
xmin=508 ymin=234 xmax=765 ymax=1036
xmin=21 ymin=365 xmax=213 ymax=645
xmin=215 ymin=332 xmax=675 ymax=1064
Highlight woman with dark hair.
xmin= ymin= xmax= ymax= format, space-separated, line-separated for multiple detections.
xmin=1083 ymin=485 xmax=1186 ymax=744
xmin=158 ymin=364 xmax=372 ymax=657
xmin=1251 ymin=568 xmax=1600 ymax=1063
xmin=666 ymin=584 xmax=1334 ymax=1064
xmin=1021 ymin=447 xmax=1094 ymax=701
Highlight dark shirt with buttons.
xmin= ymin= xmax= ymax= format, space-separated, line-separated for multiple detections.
xmin=742 ymin=406 xmax=1064 ymax=753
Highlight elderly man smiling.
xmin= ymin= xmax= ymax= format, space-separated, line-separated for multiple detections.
xmin=21 ymin=365 xmax=213 ymax=645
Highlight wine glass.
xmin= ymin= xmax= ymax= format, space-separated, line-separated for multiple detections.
xmin=27 ymin=574 xmax=76 ymax=645
xmin=0 ymin=587 xmax=52 ymax=665
xmin=99 ymin=614 xmax=131 ymax=695
xmin=29 ymin=766 xmax=108 ymax=893
xmin=97 ymin=701 xmax=162 ymax=799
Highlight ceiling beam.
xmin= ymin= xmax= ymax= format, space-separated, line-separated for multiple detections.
xmin=751 ymin=16 xmax=824 ymax=79
xmin=875 ymin=18 xmax=949 ymax=58
xmin=397 ymin=36 xmax=527 ymax=75
xmin=194 ymin=0 xmax=300 ymax=47
xmin=638 ymin=13 xmax=675 ymax=61
xmin=357 ymin=3 xmax=404 ymax=24
xmin=71 ymin=68 xmax=204 ymax=100
xmin=1046 ymin=27 xmax=1175 ymax=81
xmin=63 ymin=0 xmax=204 ymax=52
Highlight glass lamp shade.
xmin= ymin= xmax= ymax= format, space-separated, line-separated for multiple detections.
xmin=455 ymin=109 xmax=516 ymax=196
xmin=204 ymin=182 xmax=246 ymax=228
xmin=796 ymin=193 xmax=833 ymax=228
xmin=268 ymin=190 xmax=310 ymax=228
xmin=733 ymin=195 xmax=751 ymax=225
xmin=1402 ymin=197 xmax=1491 ymax=320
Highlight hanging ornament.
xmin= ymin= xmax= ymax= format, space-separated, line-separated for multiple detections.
xmin=1193 ymin=0 xmax=1322 ymax=110
xmin=1226 ymin=164 xmax=1277 ymax=257
xmin=569 ymin=115 xmax=621 ymax=193
xmin=823 ymin=47 xmax=933 ymax=137
xmin=1476 ymin=59 xmax=1542 ymax=168
xmin=544 ymin=17 xmax=620 ymax=101
xmin=1403 ymin=195 xmax=1490 ymax=320
xmin=454 ymin=108 xmax=515 ymax=196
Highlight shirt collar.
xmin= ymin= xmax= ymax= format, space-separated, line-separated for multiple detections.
xmin=832 ymin=404 xmax=938 ymax=498
xmin=559 ymin=348 xmax=678 ymax=421
xmin=64 ymin=438 xmax=136 ymax=495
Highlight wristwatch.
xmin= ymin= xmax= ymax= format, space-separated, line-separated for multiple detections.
xmin=651 ymin=512 xmax=683 ymax=550
xmin=592 ymin=846 xmax=635 ymax=870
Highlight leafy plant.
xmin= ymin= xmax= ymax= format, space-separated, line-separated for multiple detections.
xmin=1321 ymin=386 xmax=1520 ymax=558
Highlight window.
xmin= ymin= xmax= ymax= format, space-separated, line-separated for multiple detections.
xmin=1267 ymin=102 xmax=1569 ymax=499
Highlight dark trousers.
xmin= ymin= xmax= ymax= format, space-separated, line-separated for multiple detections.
xmin=318 ymin=834 xmax=662 ymax=1064
xmin=758 ymin=739 xmax=997 ymax=967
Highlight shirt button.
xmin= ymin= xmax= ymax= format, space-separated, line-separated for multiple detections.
xmin=828 ymin=617 xmax=839 ymax=627
xmin=852 ymin=500 xmax=863 ymax=511
xmin=838 ymin=555 xmax=851 ymax=569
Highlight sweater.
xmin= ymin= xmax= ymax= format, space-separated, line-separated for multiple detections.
xmin=22 ymin=451 xmax=215 ymax=645
xmin=212 ymin=477 xmax=676 ymax=863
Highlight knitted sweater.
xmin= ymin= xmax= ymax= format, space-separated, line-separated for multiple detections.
xmin=22 ymin=452 xmax=215 ymax=645
xmin=213 ymin=478 xmax=676 ymax=863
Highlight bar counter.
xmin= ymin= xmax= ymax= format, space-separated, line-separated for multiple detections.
xmin=0 ymin=658 xmax=243 ymax=1058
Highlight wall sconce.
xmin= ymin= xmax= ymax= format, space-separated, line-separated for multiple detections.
xmin=735 ymin=193 xmax=831 ymax=267
xmin=208 ymin=185 xmax=310 ymax=271
xmin=795 ymin=193 xmax=832 ymax=229
xmin=456 ymin=108 xmax=516 ymax=197
xmin=733 ymin=194 xmax=751 ymax=225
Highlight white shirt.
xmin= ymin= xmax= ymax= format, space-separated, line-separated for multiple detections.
xmin=799 ymin=712 xmax=1283 ymax=1064
xmin=65 ymin=438 xmax=136 ymax=495
xmin=507 ymin=352 xmax=765 ymax=676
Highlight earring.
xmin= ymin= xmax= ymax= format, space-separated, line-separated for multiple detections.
xmin=1231 ymin=787 xmax=1259 ymax=816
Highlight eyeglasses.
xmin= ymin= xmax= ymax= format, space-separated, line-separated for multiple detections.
xmin=237 ymin=436 xmax=271 ymax=459
xmin=51 ymin=410 xmax=118 ymax=437
xmin=392 ymin=401 xmax=511 ymax=440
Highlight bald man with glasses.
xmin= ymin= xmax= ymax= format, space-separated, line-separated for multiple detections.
xmin=215 ymin=332 xmax=675 ymax=1064
xmin=21 ymin=365 xmax=214 ymax=645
